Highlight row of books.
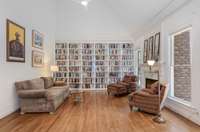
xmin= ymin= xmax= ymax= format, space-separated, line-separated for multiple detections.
xmin=82 ymin=56 xmax=92 ymax=60
xmin=56 ymin=43 xmax=133 ymax=49
xmin=95 ymin=49 xmax=106 ymax=54
xmin=55 ymin=49 xmax=68 ymax=54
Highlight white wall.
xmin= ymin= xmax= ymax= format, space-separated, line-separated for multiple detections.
xmin=56 ymin=0 xmax=133 ymax=42
xmin=162 ymin=0 xmax=200 ymax=125
xmin=135 ymin=0 xmax=200 ymax=125
xmin=0 ymin=0 xmax=56 ymax=119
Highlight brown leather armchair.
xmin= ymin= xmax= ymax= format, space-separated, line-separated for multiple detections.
xmin=118 ymin=75 xmax=137 ymax=93
xmin=107 ymin=75 xmax=137 ymax=96
xmin=128 ymin=82 xmax=168 ymax=115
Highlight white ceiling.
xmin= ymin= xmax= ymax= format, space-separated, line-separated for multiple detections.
xmin=60 ymin=0 xmax=191 ymax=38
xmin=104 ymin=0 xmax=191 ymax=37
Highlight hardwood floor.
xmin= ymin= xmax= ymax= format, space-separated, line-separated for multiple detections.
xmin=0 ymin=91 xmax=199 ymax=132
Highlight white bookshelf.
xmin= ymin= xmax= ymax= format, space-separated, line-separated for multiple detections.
xmin=55 ymin=42 xmax=134 ymax=90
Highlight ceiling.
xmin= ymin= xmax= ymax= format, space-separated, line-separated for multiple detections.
xmin=62 ymin=0 xmax=191 ymax=38
xmin=104 ymin=0 xmax=191 ymax=37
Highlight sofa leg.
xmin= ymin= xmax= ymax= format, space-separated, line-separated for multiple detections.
xmin=49 ymin=112 xmax=54 ymax=115
xmin=20 ymin=112 xmax=25 ymax=115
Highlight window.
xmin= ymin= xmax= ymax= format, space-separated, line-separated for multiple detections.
xmin=170 ymin=27 xmax=192 ymax=102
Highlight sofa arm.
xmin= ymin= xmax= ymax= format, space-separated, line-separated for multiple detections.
xmin=18 ymin=90 xmax=46 ymax=98
xmin=54 ymin=81 xmax=66 ymax=86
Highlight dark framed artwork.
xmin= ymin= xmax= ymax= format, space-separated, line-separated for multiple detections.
xmin=154 ymin=32 xmax=160 ymax=61
xmin=6 ymin=19 xmax=25 ymax=62
xmin=32 ymin=50 xmax=44 ymax=68
xmin=148 ymin=36 xmax=154 ymax=60
xmin=32 ymin=30 xmax=44 ymax=49
xmin=143 ymin=39 xmax=148 ymax=63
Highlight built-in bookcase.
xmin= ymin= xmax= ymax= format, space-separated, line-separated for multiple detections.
xmin=109 ymin=43 xmax=122 ymax=83
xmin=82 ymin=43 xmax=94 ymax=89
xmin=95 ymin=43 xmax=108 ymax=88
xmin=55 ymin=42 xmax=134 ymax=90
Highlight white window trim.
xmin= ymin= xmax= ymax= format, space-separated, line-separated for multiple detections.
xmin=169 ymin=26 xmax=192 ymax=104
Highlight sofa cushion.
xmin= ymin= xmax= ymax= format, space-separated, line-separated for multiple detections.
xmin=41 ymin=77 xmax=54 ymax=89
xmin=15 ymin=78 xmax=44 ymax=90
xmin=46 ymin=89 xmax=64 ymax=101
xmin=15 ymin=80 xmax=30 ymax=91
xmin=29 ymin=78 xmax=45 ymax=90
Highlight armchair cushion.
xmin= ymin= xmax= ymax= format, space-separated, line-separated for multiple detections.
xmin=18 ymin=90 xmax=46 ymax=98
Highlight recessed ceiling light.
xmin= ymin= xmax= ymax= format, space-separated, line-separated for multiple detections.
xmin=81 ymin=0 xmax=88 ymax=7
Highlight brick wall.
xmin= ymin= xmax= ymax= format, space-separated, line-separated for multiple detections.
xmin=174 ymin=31 xmax=191 ymax=101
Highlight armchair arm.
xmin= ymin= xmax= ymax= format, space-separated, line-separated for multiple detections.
xmin=135 ymin=91 xmax=160 ymax=103
xmin=118 ymin=82 xmax=129 ymax=86
xmin=18 ymin=89 xmax=46 ymax=98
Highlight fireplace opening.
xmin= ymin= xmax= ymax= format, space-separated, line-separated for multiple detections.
xmin=146 ymin=78 xmax=158 ymax=88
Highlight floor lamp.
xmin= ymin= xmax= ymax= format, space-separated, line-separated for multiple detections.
xmin=147 ymin=60 xmax=166 ymax=124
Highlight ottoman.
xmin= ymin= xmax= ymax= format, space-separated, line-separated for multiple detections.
xmin=107 ymin=83 xmax=127 ymax=96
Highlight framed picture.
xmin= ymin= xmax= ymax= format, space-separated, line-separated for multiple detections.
xmin=148 ymin=36 xmax=154 ymax=60
xmin=6 ymin=19 xmax=25 ymax=62
xmin=32 ymin=50 xmax=44 ymax=68
xmin=154 ymin=32 xmax=160 ymax=61
xmin=32 ymin=30 xmax=44 ymax=49
xmin=143 ymin=39 xmax=148 ymax=63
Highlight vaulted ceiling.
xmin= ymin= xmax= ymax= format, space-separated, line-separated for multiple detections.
xmin=104 ymin=0 xmax=190 ymax=37
xmin=58 ymin=0 xmax=191 ymax=39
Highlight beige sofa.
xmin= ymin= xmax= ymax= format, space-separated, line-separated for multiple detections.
xmin=15 ymin=77 xmax=70 ymax=114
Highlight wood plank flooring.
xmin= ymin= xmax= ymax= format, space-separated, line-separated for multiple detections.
xmin=0 ymin=91 xmax=199 ymax=132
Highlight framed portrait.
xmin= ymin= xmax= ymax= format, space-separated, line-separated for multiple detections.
xmin=154 ymin=32 xmax=160 ymax=61
xmin=32 ymin=50 xmax=44 ymax=68
xmin=148 ymin=36 xmax=154 ymax=60
xmin=6 ymin=19 xmax=25 ymax=62
xmin=143 ymin=39 xmax=148 ymax=63
xmin=32 ymin=30 xmax=44 ymax=49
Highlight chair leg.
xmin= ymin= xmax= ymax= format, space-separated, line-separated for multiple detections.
xmin=129 ymin=105 xmax=133 ymax=112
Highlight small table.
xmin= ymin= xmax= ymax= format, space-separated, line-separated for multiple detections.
xmin=71 ymin=90 xmax=83 ymax=103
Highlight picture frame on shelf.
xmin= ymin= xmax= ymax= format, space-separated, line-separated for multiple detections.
xmin=6 ymin=19 xmax=25 ymax=62
xmin=32 ymin=50 xmax=44 ymax=68
xmin=148 ymin=36 xmax=154 ymax=60
xmin=154 ymin=32 xmax=160 ymax=61
xmin=143 ymin=39 xmax=148 ymax=63
xmin=32 ymin=30 xmax=44 ymax=49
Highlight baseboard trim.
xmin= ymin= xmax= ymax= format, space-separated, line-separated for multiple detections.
xmin=165 ymin=97 xmax=200 ymax=126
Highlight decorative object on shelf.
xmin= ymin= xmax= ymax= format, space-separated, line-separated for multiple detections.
xmin=6 ymin=19 xmax=25 ymax=62
xmin=32 ymin=30 xmax=44 ymax=49
xmin=154 ymin=32 xmax=160 ymax=62
xmin=32 ymin=50 xmax=44 ymax=68
xmin=143 ymin=39 xmax=148 ymax=63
